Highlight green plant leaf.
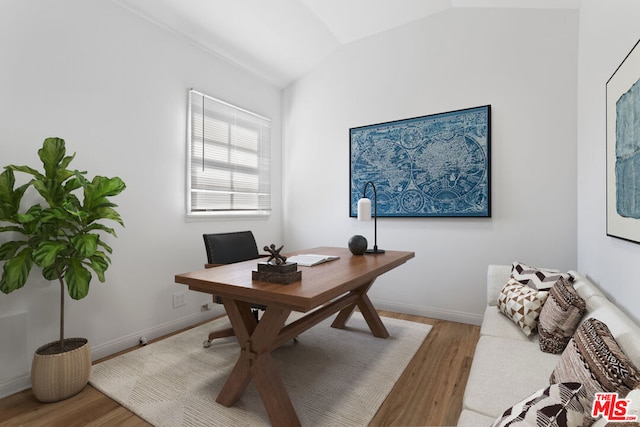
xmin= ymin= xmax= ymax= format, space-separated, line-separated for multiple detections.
xmin=0 ymin=240 xmax=28 ymax=260
xmin=66 ymin=259 xmax=91 ymax=300
xmin=16 ymin=212 xmax=38 ymax=224
xmin=60 ymin=153 xmax=76 ymax=169
xmin=55 ymin=168 xmax=76 ymax=184
xmin=42 ymin=265 xmax=59 ymax=281
xmin=39 ymin=207 xmax=67 ymax=222
xmin=71 ymin=234 xmax=98 ymax=257
xmin=84 ymin=223 xmax=116 ymax=236
xmin=0 ymin=247 xmax=33 ymax=294
xmin=0 ymin=169 xmax=31 ymax=221
xmin=97 ymin=239 xmax=113 ymax=254
xmin=31 ymin=179 xmax=53 ymax=205
xmin=88 ymin=252 xmax=110 ymax=282
xmin=84 ymin=176 xmax=126 ymax=212
xmin=21 ymin=205 xmax=43 ymax=234
xmin=63 ymin=194 xmax=83 ymax=211
xmin=33 ymin=240 xmax=68 ymax=267
xmin=64 ymin=176 xmax=82 ymax=193
xmin=32 ymin=177 xmax=67 ymax=207
xmin=89 ymin=206 xmax=124 ymax=226
xmin=38 ymin=138 xmax=67 ymax=179
xmin=0 ymin=226 xmax=27 ymax=233
xmin=12 ymin=182 xmax=31 ymax=208
xmin=0 ymin=168 xmax=16 ymax=205
xmin=7 ymin=164 xmax=43 ymax=180
xmin=0 ymin=204 xmax=12 ymax=221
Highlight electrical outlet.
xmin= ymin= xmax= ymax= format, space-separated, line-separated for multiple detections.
xmin=173 ymin=292 xmax=186 ymax=308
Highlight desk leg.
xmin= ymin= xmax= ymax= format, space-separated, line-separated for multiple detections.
xmin=331 ymin=278 xmax=389 ymax=339
xmin=217 ymin=299 xmax=301 ymax=427
xmin=214 ymin=299 xmax=256 ymax=406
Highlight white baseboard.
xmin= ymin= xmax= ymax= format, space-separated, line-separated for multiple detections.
xmin=90 ymin=306 xmax=226 ymax=361
xmin=0 ymin=306 xmax=226 ymax=400
xmin=0 ymin=374 xmax=31 ymax=400
xmin=372 ymin=299 xmax=484 ymax=326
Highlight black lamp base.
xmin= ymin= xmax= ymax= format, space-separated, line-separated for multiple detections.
xmin=365 ymin=248 xmax=385 ymax=254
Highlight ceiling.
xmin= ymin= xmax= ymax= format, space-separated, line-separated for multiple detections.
xmin=112 ymin=0 xmax=580 ymax=88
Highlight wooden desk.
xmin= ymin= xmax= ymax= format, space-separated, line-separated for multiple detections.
xmin=175 ymin=246 xmax=414 ymax=426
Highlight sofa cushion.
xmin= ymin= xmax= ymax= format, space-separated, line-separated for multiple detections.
xmin=457 ymin=409 xmax=497 ymax=427
xmin=497 ymin=279 xmax=549 ymax=336
xmin=487 ymin=264 xmax=512 ymax=306
xmin=568 ymin=270 xmax=606 ymax=302
xmin=550 ymin=318 xmax=640 ymax=425
xmin=463 ymin=335 xmax=561 ymax=418
xmin=481 ymin=305 xmax=537 ymax=342
xmin=585 ymin=294 xmax=610 ymax=313
xmin=491 ymin=382 xmax=587 ymax=427
xmin=511 ymin=262 xmax=573 ymax=291
xmin=538 ymin=277 xmax=586 ymax=354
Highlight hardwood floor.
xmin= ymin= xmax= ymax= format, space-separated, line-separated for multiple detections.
xmin=0 ymin=311 xmax=479 ymax=427
xmin=370 ymin=311 xmax=480 ymax=427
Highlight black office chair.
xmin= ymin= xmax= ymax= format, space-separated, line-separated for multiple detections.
xmin=202 ymin=231 xmax=267 ymax=348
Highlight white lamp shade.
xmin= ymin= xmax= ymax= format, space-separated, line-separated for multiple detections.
xmin=357 ymin=197 xmax=372 ymax=221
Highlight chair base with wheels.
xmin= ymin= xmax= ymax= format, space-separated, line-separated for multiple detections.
xmin=202 ymin=231 xmax=266 ymax=347
xmin=203 ymin=301 xmax=260 ymax=348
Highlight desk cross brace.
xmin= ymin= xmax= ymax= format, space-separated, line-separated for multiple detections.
xmin=215 ymin=278 xmax=387 ymax=427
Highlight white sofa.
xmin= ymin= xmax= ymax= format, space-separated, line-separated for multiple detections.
xmin=457 ymin=264 xmax=640 ymax=426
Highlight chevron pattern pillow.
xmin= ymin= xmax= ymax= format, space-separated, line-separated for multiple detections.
xmin=491 ymin=382 xmax=587 ymax=427
xmin=511 ymin=262 xmax=574 ymax=291
xmin=498 ymin=279 xmax=549 ymax=336
xmin=538 ymin=277 xmax=587 ymax=354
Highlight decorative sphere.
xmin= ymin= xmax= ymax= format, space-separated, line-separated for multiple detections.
xmin=348 ymin=235 xmax=368 ymax=255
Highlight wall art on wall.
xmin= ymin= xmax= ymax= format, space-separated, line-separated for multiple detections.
xmin=607 ymin=39 xmax=640 ymax=244
xmin=350 ymin=105 xmax=491 ymax=217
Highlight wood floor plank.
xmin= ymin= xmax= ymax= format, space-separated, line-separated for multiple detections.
xmin=370 ymin=312 xmax=480 ymax=426
xmin=0 ymin=311 xmax=480 ymax=426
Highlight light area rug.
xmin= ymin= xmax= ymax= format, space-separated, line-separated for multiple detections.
xmin=89 ymin=312 xmax=431 ymax=426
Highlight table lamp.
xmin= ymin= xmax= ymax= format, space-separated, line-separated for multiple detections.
xmin=357 ymin=181 xmax=385 ymax=254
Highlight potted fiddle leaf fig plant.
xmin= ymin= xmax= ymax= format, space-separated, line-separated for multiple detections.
xmin=0 ymin=137 xmax=125 ymax=402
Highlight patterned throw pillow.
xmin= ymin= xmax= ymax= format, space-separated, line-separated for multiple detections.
xmin=498 ymin=279 xmax=549 ymax=336
xmin=550 ymin=318 xmax=640 ymax=426
xmin=491 ymin=382 xmax=587 ymax=427
xmin=538 ymin=277 xmax=587 ymax=354
xmin=511 ymin=262 xmax=574 ymax=291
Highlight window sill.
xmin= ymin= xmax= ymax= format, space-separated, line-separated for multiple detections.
xmin=186 ymin=211 xmax=271 ymax=221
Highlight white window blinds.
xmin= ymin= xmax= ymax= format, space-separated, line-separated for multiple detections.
xmin=187 ymin=89 xmax=271 ymax=216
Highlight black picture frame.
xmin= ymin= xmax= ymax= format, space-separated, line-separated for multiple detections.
xmin=349 ymin=105 xmax=491 ymax=218
xmin=606 ymin=39 xmax=640 ymax=244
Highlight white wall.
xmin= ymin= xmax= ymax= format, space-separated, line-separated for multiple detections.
xmin=282 ymin=8 xmax=579 ymax=323
xmin=577 ymin=0 xmax=640 ymax=324
xmin=0 ymin=0 xmax=282 ymax=397
xmin=8 ymin=0 xmax=627 ymax=401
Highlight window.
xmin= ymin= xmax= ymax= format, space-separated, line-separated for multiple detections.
xmin=187 ymin=89 xmax=271 ymax=217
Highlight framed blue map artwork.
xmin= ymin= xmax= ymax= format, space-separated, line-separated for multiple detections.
xmin=607 ymin=39 xmax=640 ymax=244
xmin=350 ymin=105 xmax=491 ymax=217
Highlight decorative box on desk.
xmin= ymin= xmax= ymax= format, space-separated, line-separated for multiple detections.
xmin=252 ymin=262 xmax=301 ymax=284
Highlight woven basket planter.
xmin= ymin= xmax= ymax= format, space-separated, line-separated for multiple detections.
xmin=31 ymin=338 xmax=91 ymax=402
